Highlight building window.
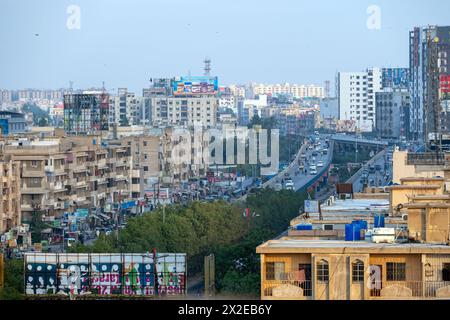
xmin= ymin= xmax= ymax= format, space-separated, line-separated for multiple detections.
xmin=265 ymin=262 xmax=285 ymax=281
xmin=352 ymin=260 xmax=365 ymax=282
xmin=317 ymin=260 xmax=329 ymax=283
xmin=387 ymin=262 xmax=406 ymax=281
xmin=143 ymin=166 xmax=148 ymax=172
xmin=443 ymin=263 xmax=450 ymax=281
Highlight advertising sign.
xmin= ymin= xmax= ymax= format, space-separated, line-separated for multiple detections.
xmin=24 ymin=253 xmax=186 ymax=296
xmin=304 ymin=200 xmax=319 ymax=213
xmin=173 ymin=76 xmax=218 ymax=96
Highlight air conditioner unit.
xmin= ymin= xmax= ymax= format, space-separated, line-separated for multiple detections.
xmin=402 ymin=213 xmax=408 ymax=221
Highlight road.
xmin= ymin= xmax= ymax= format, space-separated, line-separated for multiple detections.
xmin=351 ymin=148 xmax=394 ymax=193
xmin=269 ymin=134 xmax=333 ymax=192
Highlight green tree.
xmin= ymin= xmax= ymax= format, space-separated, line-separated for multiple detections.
xmin=0 ymin=259 xmax=24 ymax=300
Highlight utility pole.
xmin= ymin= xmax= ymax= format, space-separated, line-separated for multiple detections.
xmin=204 ymin=254 xmax=215 ymax=297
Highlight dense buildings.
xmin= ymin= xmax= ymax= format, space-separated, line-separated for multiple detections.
xmin=409 ymin=25 xmax=450 ymax=144
xmin=0 ymin=135 xmax=132 ymax=222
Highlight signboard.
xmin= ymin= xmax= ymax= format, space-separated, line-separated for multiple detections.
xmin=172 ymin=76 xmax=218 ymax=96
xmin=382 ymin=68 xmax=409 ymax=89
xmin=24 ymin=253 xmax=186 ymax=296
xmin=304 ymin=200 xmax=319 ymax=213
xmin=440 ymin=75 xmax=450 ymax=100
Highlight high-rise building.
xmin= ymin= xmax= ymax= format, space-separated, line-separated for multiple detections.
xmin=337 ymin=67 xmax=382 ymax=132
xmin=409 ymin=25 xmax=450 ymax=144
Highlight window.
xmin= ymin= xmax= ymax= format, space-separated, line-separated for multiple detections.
xmin=352 ymin=260 xmax=365 ymax=282
xmin=143 ymin=166 xmax=148 ymax=172
xmin=317 ymin=260 xmax=329 ymax=283
xmin=265 ymin=262 xmax=285 ymax=280
xmin=387 ymin=262 xmax=406 ymax=281
xmin=443 ymin=263 xmax=450 ymax=281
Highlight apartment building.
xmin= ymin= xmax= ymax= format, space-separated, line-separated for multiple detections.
xmin=257 ymin=239 xmax=450 ymax=300
xmin=150 ymin=96 xmax=217 ymax=127
xmin=0 ymin=155 xmax=21 ymax=233
xmin=337 ymin=67 xmax=382 ymax=132
xmin=252 ymin=83 xmax=325 ymax=99
xmin=0 ymin=135 xmax=131 ymax=222
xmin=109 ymin=89 xmax=144 ymax=127
xmin=375 ymin=90 xmax=411 ymax=140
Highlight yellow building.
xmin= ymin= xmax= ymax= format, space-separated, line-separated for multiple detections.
xmin=257 ymin=240 xmax=450 ymax=300
xmin=0 ymin=155 xmax=21 ymax=233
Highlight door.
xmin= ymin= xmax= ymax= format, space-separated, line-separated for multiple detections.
xmin=369 ymin=265 xmax=383 ymax=297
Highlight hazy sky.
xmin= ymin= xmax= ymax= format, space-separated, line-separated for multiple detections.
xmin=1 ymin=0 xmax=449 ymax=93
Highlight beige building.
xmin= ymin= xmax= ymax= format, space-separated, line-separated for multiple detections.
xmin=257 ymin=240 xmax=450 ymax=300
xmin=150 ymin=96 xmax=217 ymax=127
xmin=257 ymin=177 xmax=450 ymax=300
xmin=0 ymin=135 xmax=132 ymax=222
xmin=0 ymin=155 xmax=21 ymax=233
xmin=393 ymin=151 xmax=446 ymax=184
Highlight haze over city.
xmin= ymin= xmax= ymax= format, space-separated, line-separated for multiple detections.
xmin=1 ymin=0 xmax=450 ymax=91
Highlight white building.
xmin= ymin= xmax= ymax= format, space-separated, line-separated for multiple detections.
xmin=337 ymin=67 xmax=382 ymax=132
xmin=251 ymin=83 xmax=325 ymax=99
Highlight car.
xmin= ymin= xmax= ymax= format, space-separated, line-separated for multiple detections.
xmin=274 ymin=183 xmax=283 ymax=191
xmin=310 ymin=169 xmax=318 ymax=175
xmin=375 ymin=164 xmax=382 ymax=171
xmin=322 ymin=149 xmax=328 ymax=155
xmin=317 ymin=161 xmax=324 ymax=167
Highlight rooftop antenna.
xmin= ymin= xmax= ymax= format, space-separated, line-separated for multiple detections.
xmin=204 ymin=57 xmax=211 ymax=76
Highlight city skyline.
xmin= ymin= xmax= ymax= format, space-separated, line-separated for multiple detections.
xmin=1 ymin=0 xmax=449 ymax=92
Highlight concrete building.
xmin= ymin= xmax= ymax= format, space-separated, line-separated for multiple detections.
xmin=0 ymin=135 xmax=131 ymax=222
xmin=257 ymin=240 xmax=450 ymax=300
xmin=409 ymin=26 xmax=450 ymax=142
xmin=337 ymin=68 xmax=382 ymax=132
xmin=0 ymin=155 xmax=21 ymax=233
xmin=0 ymin=111 xmax=29 ymax=135
xmin=109 ymin=89 xmax=144 ymax=127
xmin=375 ymin=90 xmax=411 ymax=140
xmin=252 ymin=83 xmax=325 ymax=99
xmin=148 ymin=96 xmax=217 ymax=127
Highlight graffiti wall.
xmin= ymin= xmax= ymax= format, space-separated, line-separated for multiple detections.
xmin=24 ymin=253 xmax=186 ymax=296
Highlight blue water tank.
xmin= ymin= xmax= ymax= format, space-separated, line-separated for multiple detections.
xmin=346 ymin=223 xmax=362 ymax=241
xmin=345 ymin=224 xmax=354 ymax=241
xmin=374 ymin=215 xmax=385 ymax=228
xmin=352 ymin=220 xmax=368 ymax=230
xmin=295 ymin=224 xmax=313 ymax=231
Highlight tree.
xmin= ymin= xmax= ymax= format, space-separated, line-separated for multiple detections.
xmin=0 ymin=259 xmax=24 ymax=300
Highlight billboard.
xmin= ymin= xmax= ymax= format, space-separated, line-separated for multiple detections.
xmin=304 ymin=200 xmax=319 ymax=213
xmin=173 ymin=76 xmax=218 ymax=96
xmin=382 ymin=68 xmax=409 ymax=89
xmin=440 ymin=75 xmax=450 ymax=100
xmin=24 ymin=253 xmax=186 ymax=296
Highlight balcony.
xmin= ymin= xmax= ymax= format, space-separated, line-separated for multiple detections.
xmin=262 ymin=280 xmax=312 ymax=300
xmin=370 ymin=281 xmax=450 ymax=299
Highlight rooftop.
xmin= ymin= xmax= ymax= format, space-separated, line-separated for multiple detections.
xmin=256 ymin=239 xmax=450 ymax=254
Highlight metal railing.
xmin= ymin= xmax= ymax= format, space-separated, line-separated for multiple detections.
xmin=370 ymin=281 xmax=450 ymax=298
xmin=263 ymin=280 xmax=312 ymax=298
